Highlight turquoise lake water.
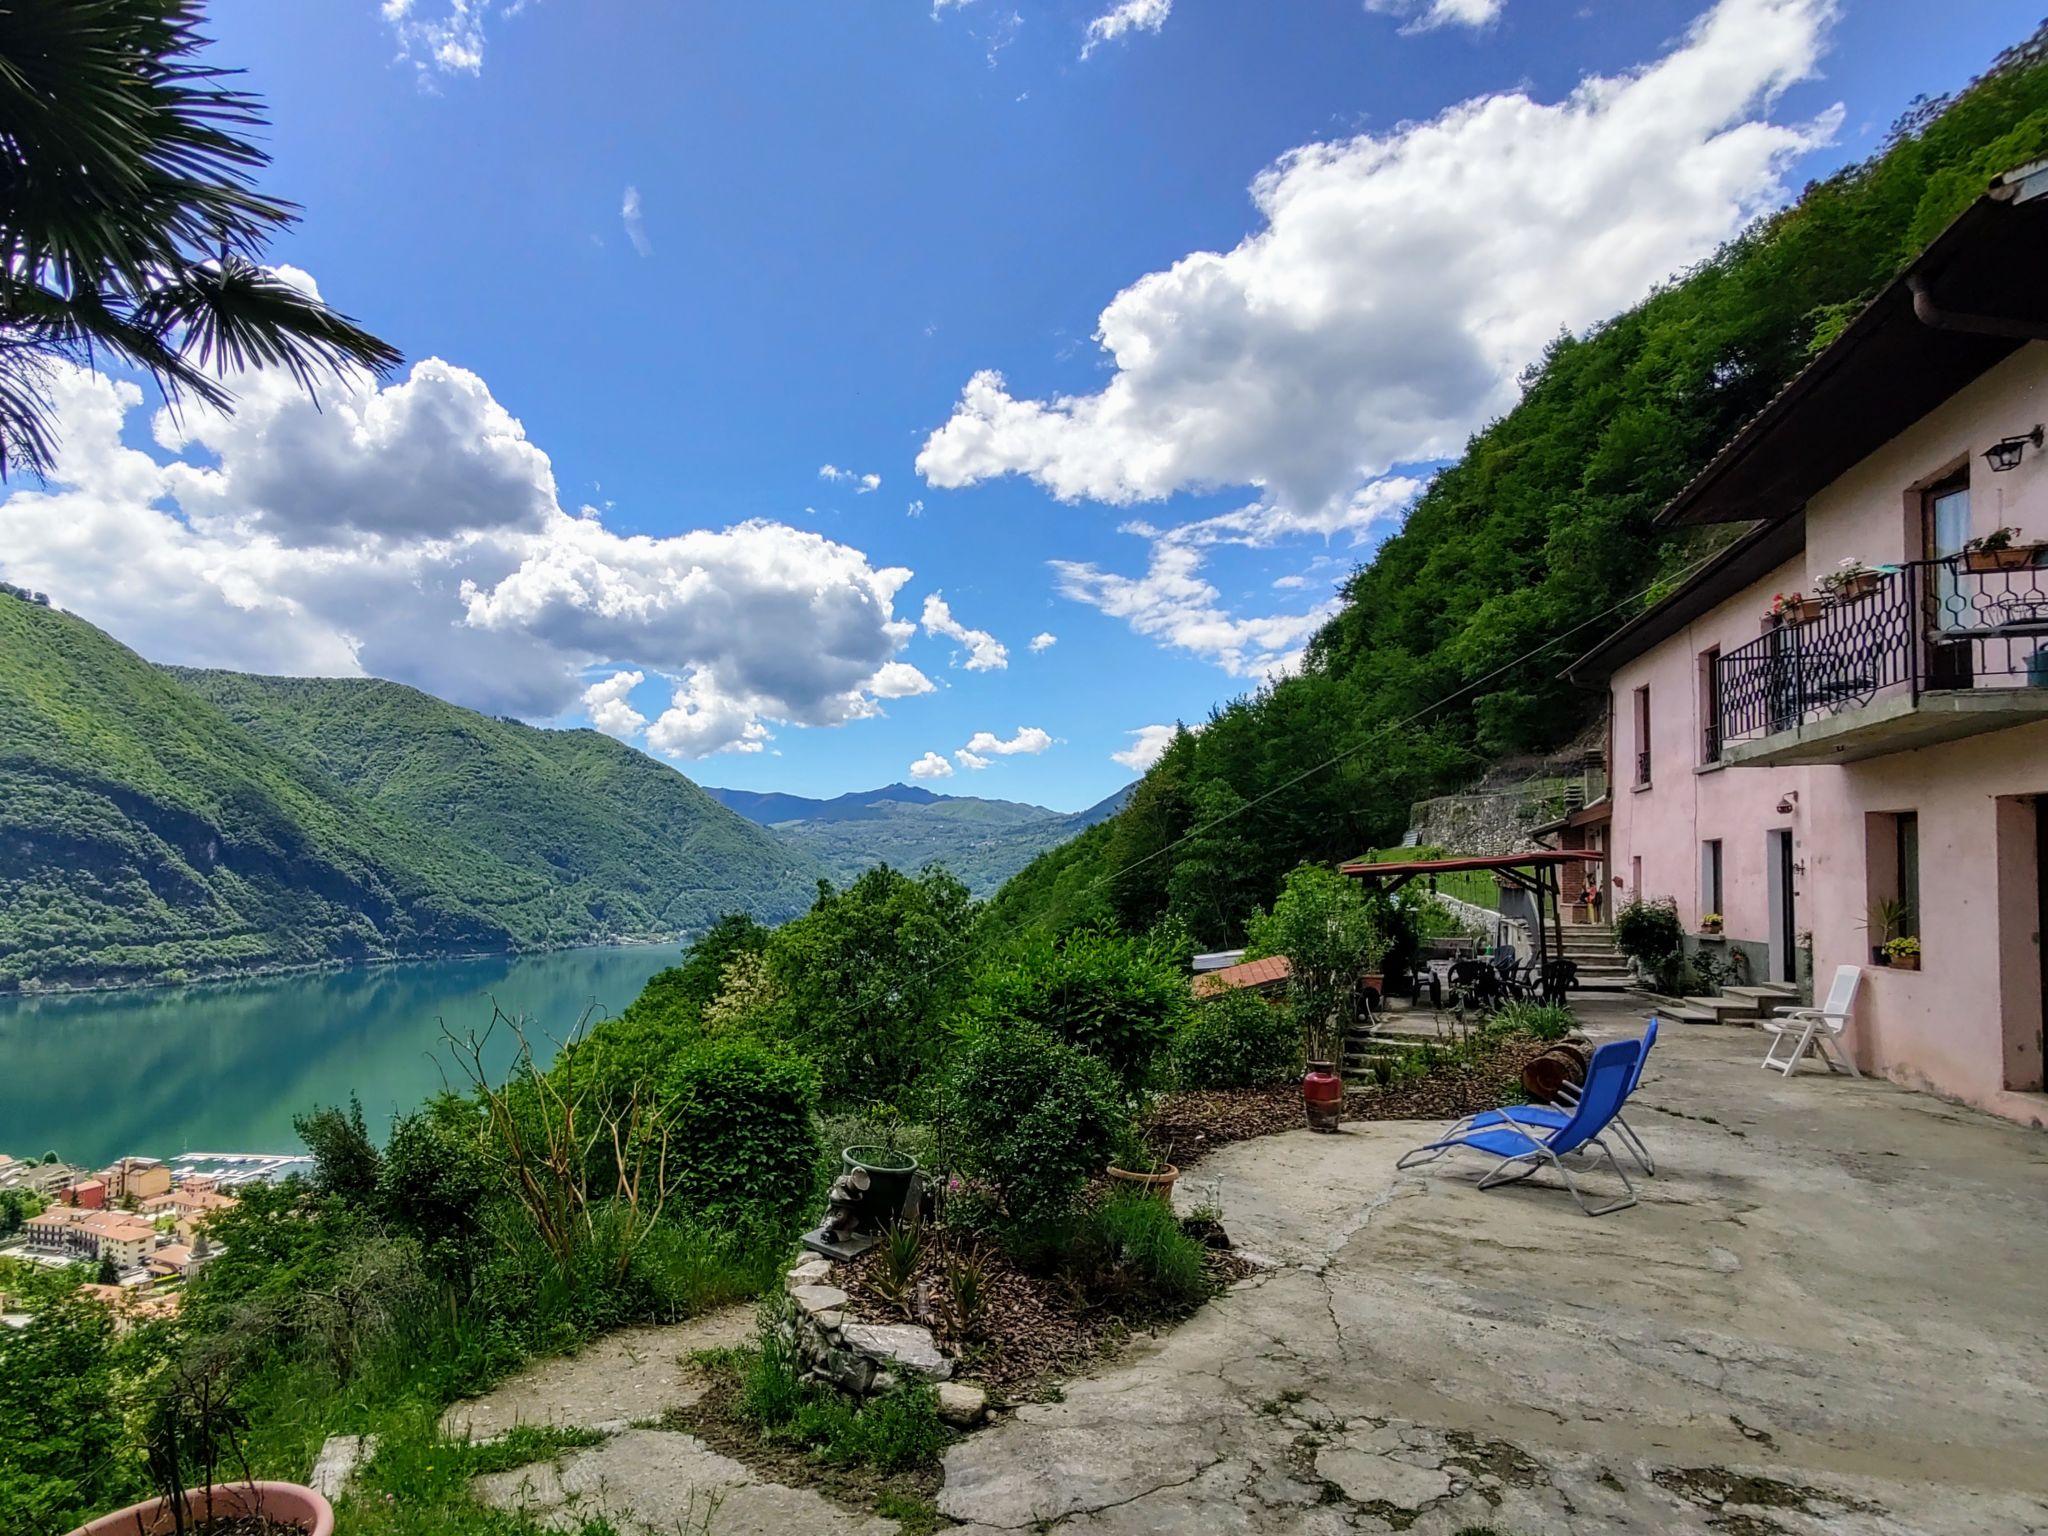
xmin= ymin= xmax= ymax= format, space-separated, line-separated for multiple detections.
xmin=0 ymin=945 xmax=680 ymax=1168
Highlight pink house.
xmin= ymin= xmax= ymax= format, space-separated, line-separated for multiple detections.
xmin=1567 ymin=161 xmax=2048 ymax=1125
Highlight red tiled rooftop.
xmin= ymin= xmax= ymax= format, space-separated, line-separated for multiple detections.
xmin=1193 ymin=954 xmax=1291 ymax=998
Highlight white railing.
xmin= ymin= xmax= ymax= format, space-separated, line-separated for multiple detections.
xmin=1427 ymin=892 xmax=1527 ymax=953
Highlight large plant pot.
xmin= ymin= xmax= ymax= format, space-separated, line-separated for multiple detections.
xmin=68 ymin=1481 xmax=333 ymax=1536
xmin=843 ymin=1145 xmax=918 ymax=1228
xmin=1302 ymin=1061 xmax=1343 ymax=1133
xmin=1962 ymin=543 xmax=2046 ymax=573
xmin=1107 ymin=1163 xmax=1180 ymax=1201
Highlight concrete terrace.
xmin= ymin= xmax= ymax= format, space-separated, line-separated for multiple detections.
xmin=941 ymin=996 xmax=2048 ymax=1535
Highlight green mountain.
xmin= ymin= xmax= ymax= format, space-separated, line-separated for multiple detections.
xmin=705 ymin=781 xmax=1132 ymax=898
xmin=0 ymin=596 xmax=824 ymax=990
xmin=991 ymin=28 xmax=2048 ymax=949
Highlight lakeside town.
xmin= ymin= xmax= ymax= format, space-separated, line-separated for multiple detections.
xmin=1 ymin=1150 xmax=307 ymax=1330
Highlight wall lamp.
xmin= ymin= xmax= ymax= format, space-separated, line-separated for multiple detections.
xmin=1983 ymin=425 xmax=2044 ymax=473
xmin=1776 ymin=790 xmax=1799 ymax=816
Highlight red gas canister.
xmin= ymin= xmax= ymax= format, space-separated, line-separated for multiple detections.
xmin=1302 ymin=1060 xmax=1343 ymax=1133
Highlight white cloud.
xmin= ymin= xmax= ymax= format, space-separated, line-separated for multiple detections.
xmin=819 ymin=463 xmax=882 ymax=493
xmin=1053 ymin=476 xmax=1418 ymax=676
xmin=909 ymin=750 xmax=956 ymax=779
xmin=1029 ymin=631 xmax=1057 ymax=652
xmin=0 ymin=358 xmax=927 ymax=760
xmin=920 ymin=592 xmax=1009 ymax=671
xmin=1365 ymin=0 xmax=1505 ymax=33
xmin=960 ymin=726 xmax=1052 ymax=759
xmin=1271 ymin=574 xmax=1309 ymax=590
xmin=920 ymin=0 xmax=1837 ymax=525
xmin=906 ymin=499 xmax=926 ymax=517
xmin=621 ymin=186 xmax=652 ymax=257
xmin=859 ymin=473 xmax=881 ymax=494
xmin=581 ymin=669 xmax=647 ymax=741
xmin=382 ymin=0 xmax=524 ymax=78
xmin=868 ymin=660 xmax=937 ymax=698
xmin=1112 ymin=724 xmax=1177 ymax=772
xmin=1081 ymin=0 xmax=1171 ymax=58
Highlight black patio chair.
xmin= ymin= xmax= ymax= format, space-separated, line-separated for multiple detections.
xmin=1540 ymin=957 xmax=1579 ymax=1005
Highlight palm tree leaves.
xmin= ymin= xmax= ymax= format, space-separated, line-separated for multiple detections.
xmin=0 ymin=0 xmax=400 ymax=479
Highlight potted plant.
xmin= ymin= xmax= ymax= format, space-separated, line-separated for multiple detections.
xmin=1818 ymin=558 xmax=1885 ymax=605
xmin=1699 ymin=912 xmax=1723 ymax=936
xmin=1864 ymin=897 xmax=1910 ymax=966
xmin=1106 ymin=1126 xmax=1179 ymax=1200
xmin=1883 ymin=935 xmax=1921 ymax=972
xmin=1961 ymin=527 xmax=2046 ymax=573
xmin=1764 ymin=591 xmax=1826 ymax=630
xmin=70 ymin=1338 xmax=333 ymax=1536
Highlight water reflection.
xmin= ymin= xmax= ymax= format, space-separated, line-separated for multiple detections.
xmin=0 ymin=945 xmax=678 ymax=1166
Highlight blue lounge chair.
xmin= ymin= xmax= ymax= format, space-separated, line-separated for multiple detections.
xmin=1396 ymin=1037 xmax=1642 ymax=1216
xmin=1459 ymin=1019 xmax=1658 ymax=1176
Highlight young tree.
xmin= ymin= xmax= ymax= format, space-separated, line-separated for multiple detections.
xmin=1246 ymin=864 xmax=1390 ymax=1062
xmin=0 ymin=0 xmax=400 ymax=478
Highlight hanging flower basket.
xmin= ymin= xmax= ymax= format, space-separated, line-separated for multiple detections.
xmin=1962 ymin=542 xmax=2046 ymax=573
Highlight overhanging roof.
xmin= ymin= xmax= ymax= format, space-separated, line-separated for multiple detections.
xmin=1563 ymin=512 xmax=1804 ymax=681
xmin=1659 ymin=159 xmax=2048 ymax=528
xmin=1339 ymin=850 xmax=1604 ymax=878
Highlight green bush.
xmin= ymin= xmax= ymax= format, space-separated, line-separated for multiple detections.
xmin=1012 ymin=1191 xmax=1213 ymax=1310
xmin=1171 ymin=990 xmax=1302 ymax=1089
xmin=655 ymin=1037 xmax=821 ymax=1229
xmin=1487 ymin=1001 xmax=1576 ymax=1042
xmin=1613 ymin=898 xmax=1683 ymax=966
xmin=948 ymin=1022 xmax=1125 ymax=1225
xmin=972 ymin=928 xmax=1189 ymax=1095
xmin=739 ymin=1325 xmax=948 ymax=1474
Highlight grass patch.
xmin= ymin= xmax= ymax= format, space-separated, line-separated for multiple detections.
xmin=337 ymin=1403 xmax=620 ymax=1536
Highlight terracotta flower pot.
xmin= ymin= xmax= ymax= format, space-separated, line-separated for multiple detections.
xmin=1962 ymin=543 xmax=2045 ymax=574
xmin=1830 ymin=571 xmax=1884 ymax=603
xmin=1107 ymin=1163 xmax=1180 ymax=1200
xmin=1889 ymin=953 xmax=1921 ymax=972
xmin=67 ymin=1481 xmax=333 ymax=1536
xmin=1786 ymin=598 xmax=1827 ymax=625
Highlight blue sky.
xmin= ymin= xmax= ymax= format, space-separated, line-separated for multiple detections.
xmin=3 ymin=0 xmax=2039 ymax=811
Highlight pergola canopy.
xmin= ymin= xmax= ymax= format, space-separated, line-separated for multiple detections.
xmin=1340 ymin=849 xmax=1607 ymax=986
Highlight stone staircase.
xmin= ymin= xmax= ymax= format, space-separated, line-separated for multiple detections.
xmin=1637 ymin=980 xmax=1801 ymax=1026
xmin=1556 ymin=924 xmax=1633 ymax=993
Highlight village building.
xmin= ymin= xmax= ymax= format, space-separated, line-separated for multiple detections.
xmin=97 ymin=1155 xmax=173 ymax=1204
xmin=24 ymin=1206 xmax=158 ymax=1272
xmin=1567 ymin=160 xmax=2048 ymax=1123
xmin=140 ymin=1185 xmax=239 ymax=1243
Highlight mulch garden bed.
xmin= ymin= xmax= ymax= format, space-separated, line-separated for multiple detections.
xmin=836 ymin=1221 xmax=1251 ymax=1397
xmin=1141 ymin=1031 xmax=1548 ymax=1161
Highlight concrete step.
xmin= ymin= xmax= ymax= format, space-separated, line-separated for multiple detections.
xmin=1724 ymin=983 xmax=1800 ymax=1005
xmin=1680 ymin=994 xmax=1767 ymax=1024
xmin=1569 ymin=977 xmax=1633 ymax=994
xmin=1634 ymin=993 xmax=1722 ymax=1024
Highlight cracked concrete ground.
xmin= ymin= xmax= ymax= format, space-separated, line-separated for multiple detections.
xmin=942 ymin=1001 xmax=2048 ymax=1534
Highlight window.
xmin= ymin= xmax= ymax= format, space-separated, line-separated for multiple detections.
xmin=1864 ymin=810 xmax=1922 ymax=960
xmin=1633 ymin=685 xmax=1652 ymax=786
xmin=1895 ymin=813 xmax=1920 ymax=937
xmin=1701 ymin=839 xmax=1724 ymax=918
xmin=1699 ymin=647 xmax=1722 ymax=763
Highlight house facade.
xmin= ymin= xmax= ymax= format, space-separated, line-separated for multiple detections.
xmin=1568 ymin=162 xmax=2048 ymax=1125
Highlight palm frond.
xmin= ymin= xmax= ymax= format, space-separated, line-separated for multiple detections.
xmin=137 ymin=257 xmax=403 ymax=391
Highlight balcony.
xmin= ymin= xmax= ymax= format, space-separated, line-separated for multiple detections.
xmin=1714 ymin=557 xmax=2048 ymax=767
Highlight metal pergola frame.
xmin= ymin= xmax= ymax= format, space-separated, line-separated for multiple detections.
xmin=1337 ymin=850 xmax=1607 ymax=991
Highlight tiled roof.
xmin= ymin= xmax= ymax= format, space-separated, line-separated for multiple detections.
xmin=1193 ymin=955 xmax=1291 ymax=998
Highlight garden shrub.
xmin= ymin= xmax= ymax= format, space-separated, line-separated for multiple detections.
xmin=1013 ymin=1190 xmax=1212 ymax=1309
xmin=1487 ymin=1001 xmax=1576 ymax=1042
xmin=1170 ymin=990 xmax=1302 ymax=1089
xmin=948 ymin=1022 xmax=1124 ymax=1225
xmin=656 ymin=1037 xmax=821 ymax=1229
xmin=971 ymin=927 xmax=1188 ymax=1096
xmin=1613 ymin=898 xmax=1684 ymax=968
xmin=740 ymin=1322 xmax=948 ymax=1473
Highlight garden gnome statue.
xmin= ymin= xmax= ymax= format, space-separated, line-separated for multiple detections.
xmin=803 ymin=1165 xmax=881 ymax=1259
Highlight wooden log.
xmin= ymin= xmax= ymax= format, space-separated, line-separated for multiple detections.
xmin=1521 ymin=1040 xmax=1590 ymax=1103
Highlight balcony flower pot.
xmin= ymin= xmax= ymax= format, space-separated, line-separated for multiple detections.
xmin=1106 ymin=1161 xmax=1180 ymax=1200
xmin=1829 ymin=570 xmax=1885 ymax=604
xmin=1890 ymin=952 xmax=1921 ymax=972
xmin=1784 ymin=597 xmax=1827 ymax=625
xmin=67 ymin=1481 xmax=333 ymax=1536
xmin=1962 ymin=542 xmax=2045 ymax=574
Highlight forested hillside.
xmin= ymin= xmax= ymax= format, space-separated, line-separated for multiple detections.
xmin=177 ymin=670 xmax=825 ymax=937
xmin=994 ymin=27 xmax=2048 ymax=949
xmin=0 ymin=599 xmax=824 ymax=990
xmin=706 ymin=780 xmax=1135 ymax=896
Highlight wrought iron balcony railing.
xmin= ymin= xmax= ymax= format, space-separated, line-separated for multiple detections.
xmin=1714 ymin=556 xmax=2048 ymax=750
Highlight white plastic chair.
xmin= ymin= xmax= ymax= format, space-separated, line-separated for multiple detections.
xmin=1759 ymin=965 xmax=1862 ymax=1076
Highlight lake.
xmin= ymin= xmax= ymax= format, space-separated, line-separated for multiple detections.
xmin=0 ymin=944 xmax=681 ymax=1169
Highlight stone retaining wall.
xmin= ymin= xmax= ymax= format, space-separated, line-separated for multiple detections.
xmin=780 ymin=1257 xmax=987 ymax=1425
